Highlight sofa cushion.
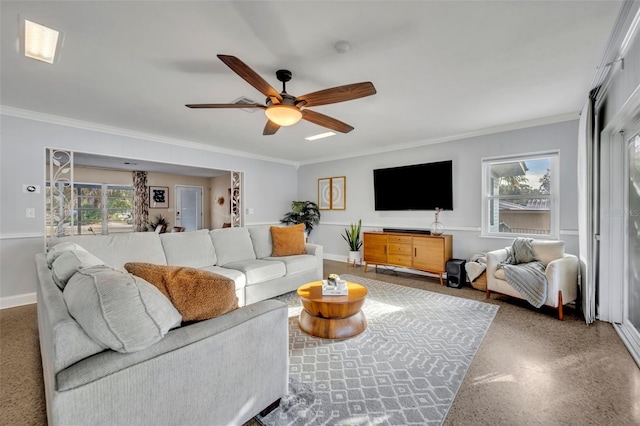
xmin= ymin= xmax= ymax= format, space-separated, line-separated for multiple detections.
xmin=51 ymin=249 xmax=104 ymax=289
xmin=222 ymin=259 xmax=286 ymax=286
xmin=209 ymin=228 xmax=256 ymax=266
xmin=271 ymin=224 xmax=306 ymax=257
xmin=200 ymin=266 xmax=246 ymax=291
xmin=494 ymin=268 xmax=506 ymax=280
xmin=263 ymin=254 xmax=317 ymax=275
xmin=50 ymin=233 xmax=167 ymax=271
xmin=125 ymin=263 xmax=238 ymax=322
xmin=248 ymin=226 xmax=273 ymax=259
xmin=160 ymin=229 xmax=217 ymax=267
xmin=63 ymin=265 xmax=182 ymax=353
xmin=532 ymin=240 xmax=566 ymax=265
xmin=46 ymin=241 xmax=88 ymax=267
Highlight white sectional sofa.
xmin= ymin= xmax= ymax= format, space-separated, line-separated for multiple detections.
xmin=36 ymin=225 xmax=323 ymax=425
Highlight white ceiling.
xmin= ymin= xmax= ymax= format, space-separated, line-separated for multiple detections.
xmin=0 ymin=1 xmax=622 ymax=165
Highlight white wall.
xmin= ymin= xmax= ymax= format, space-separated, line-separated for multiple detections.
xmin=0 ymin=114 xmax=298 ymax=303
xmin=299 ymin=120 xmax=580 ymax=265
xmin=0 ymin=113 xmax=583 ymax=304
xmin=211 ymin=174 xmax=232 ymax=229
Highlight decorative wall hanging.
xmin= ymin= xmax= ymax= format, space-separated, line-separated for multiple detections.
xmin=149 ymin=186 xmax=169 ymax=208
xmin=318 ymin=176 xmax=346 ymax=210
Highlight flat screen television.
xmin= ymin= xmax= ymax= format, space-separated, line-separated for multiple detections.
xmin=373 ymin=160 xmax=453 ymax=211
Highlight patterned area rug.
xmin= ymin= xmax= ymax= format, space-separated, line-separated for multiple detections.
xmin=256 ymin=275 xmax=498 ymax=426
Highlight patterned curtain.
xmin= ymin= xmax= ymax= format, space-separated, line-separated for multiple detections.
xmin=132 ymin=171 xmax=149 ymax=232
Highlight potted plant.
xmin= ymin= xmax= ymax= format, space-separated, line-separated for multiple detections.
xmin=342 ymin=219 xmax=363 ymax=265
xmin=148 ymin=214 xmax=170 ymax=233
xmin=280 ymin=201 xmax=321 ymax=237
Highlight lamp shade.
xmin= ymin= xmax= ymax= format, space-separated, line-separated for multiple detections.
xmin=264 ymin=105 xmax=302 ymax=126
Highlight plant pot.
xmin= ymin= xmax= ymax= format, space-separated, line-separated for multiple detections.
xmin=349 ymin=250 xmax=362 ymax=263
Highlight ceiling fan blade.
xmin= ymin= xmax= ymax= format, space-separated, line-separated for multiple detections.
xmin=302 ymin=110 xmax=354 ymax=133
xmin=185 ymin=103 xmax=265 ymax=109
xmin=217 ymin=55 xmax=282 ymax=102
xmin=296 ymin=82 xmax=376 ymax=107
xmin=263 ymin=120 xmax=281 ymax=135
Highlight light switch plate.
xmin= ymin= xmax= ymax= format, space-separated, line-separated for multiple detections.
xmin=26 ymin=208 xmax=36 ymax=218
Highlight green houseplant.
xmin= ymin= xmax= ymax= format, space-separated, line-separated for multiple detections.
xmin=148 ymin=214 xmax=170 ymax=233
xmin=280 ymin=201 xmax=321 ymax=236
xmin=342 ymin=219 xmax=363 ymax=264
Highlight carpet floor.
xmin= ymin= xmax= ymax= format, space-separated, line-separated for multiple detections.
xmin=257 ymin=275 xmax=498 ymax=425
xmin=1 ymin=260 xmax=639 ymax=425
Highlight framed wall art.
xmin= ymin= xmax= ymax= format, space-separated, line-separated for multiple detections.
xmin=318 ymin=176 xmax=346 ymax=210
xmin=149 ymin=186 xmax=169 ymax=208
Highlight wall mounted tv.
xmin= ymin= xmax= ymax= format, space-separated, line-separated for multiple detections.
xmin=373 ymin=160 xmax=453 ymax=211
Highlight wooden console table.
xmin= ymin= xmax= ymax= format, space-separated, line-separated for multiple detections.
xmin=363 ymin=231 xmax=453 ymax=285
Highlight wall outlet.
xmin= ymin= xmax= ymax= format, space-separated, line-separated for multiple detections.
xmin=26 ymin=208 xmax=36 ymax=218
xmin=246 ymin=207 xmax=254 ymax=215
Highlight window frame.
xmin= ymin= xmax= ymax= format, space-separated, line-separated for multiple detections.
xmin=481 ymin=151 xmax=560 ymax=239
xmin=46 ymin=182 xmax=134 ymax=236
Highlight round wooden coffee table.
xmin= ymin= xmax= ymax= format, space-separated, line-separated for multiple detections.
xmin=297 ymin=281 xmax=368 ymax=339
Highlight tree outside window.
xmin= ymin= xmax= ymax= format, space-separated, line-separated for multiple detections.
xmin=46 ymin=183 xmax=134 ymax=236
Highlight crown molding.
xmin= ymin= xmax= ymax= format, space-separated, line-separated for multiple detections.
xmin=298 ymin=112 xmax=579 ymax=166
xmin=0 ymin=106 xmax=299 ymax=167
xmin=2 ymin=105 xmax=578 ymax=168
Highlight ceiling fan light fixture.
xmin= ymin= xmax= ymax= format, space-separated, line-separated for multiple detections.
xmin=265 ymin=104 xmax=302 ymax=126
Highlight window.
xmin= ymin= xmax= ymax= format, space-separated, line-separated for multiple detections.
xmin=46 ymin=183 xmax=134 ymax=236
xmin=482 ymin=152 xmax=559 ymax=238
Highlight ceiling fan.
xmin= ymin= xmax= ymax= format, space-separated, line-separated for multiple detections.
xmin=186 ymin=55 xmax=377 ymax=136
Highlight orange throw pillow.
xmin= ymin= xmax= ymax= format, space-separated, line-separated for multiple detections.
xmin=271 ymin=224 xmax=306 ymax=257
xmin=124 ymin=263 xmax=238 ymax=322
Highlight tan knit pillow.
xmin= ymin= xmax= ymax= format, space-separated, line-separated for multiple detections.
xmin=124 ymin=263 xmax=238 ymax=322
xmin=271 ymin=224 xmax=306 ymax=257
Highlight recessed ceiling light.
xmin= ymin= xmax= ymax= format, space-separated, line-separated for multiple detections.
xmin=23 ymin=19 xmax=60 ymax=64
xmin=305 ymin=132 xmax=336 ymax=141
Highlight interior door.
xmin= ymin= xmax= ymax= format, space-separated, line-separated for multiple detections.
xmin=175 ymin=185 xmax=203 ymax=231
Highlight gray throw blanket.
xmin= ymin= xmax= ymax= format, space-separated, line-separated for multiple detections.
xmin=499 ymin=238 xmax=548 ymax=308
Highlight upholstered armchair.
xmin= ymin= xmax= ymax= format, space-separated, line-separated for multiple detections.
xmin=486 ymin=240 xmax=579 ymax=320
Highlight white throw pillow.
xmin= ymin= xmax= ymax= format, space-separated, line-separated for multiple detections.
xmin=46 ymin=242 xmax=88 ymax=267
xmin=63 ymin=265 xmax=182 ymax=353
xmin=51 ymin=250 xmax=104 ymax=289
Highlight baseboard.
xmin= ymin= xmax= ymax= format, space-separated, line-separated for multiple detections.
xmin=0 ymin=293 xmax=36 ymax=310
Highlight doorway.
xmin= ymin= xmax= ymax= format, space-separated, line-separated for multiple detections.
xmin=175 ymin=185 xmax=203 ymax=231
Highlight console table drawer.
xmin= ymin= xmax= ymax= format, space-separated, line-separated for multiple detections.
xmin=388 ymin=254 xmax=412 ymax=267
xmin=389 ymin=242 xmax=412 ymax=256
xmin=388 ymin=235 xmax=412 ymax=245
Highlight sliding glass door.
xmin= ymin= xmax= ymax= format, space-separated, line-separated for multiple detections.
xmin=624 ymin=132 xmax=640 ymax=364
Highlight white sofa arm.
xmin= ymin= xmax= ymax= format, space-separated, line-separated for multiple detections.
xmin=487 ymin=248 xmax=508 ymax=274
xmin=545 ymin=254 xmax=579 ymax=305
xmin=486 ymin=248 xmax=508 ymax=291
xmin=305 ymin=243 xmax=324 ymax=280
